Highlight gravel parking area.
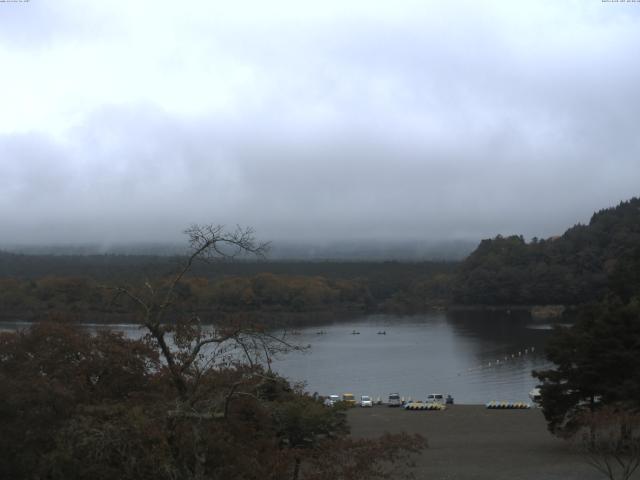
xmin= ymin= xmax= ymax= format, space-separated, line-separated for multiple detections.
xmin=348 ymin=405 xmax=605 ymax=480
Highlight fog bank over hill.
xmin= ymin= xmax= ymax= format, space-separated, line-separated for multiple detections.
xmin=1 ymin=239 xmax=477 ymax=261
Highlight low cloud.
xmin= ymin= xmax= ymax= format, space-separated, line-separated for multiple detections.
xmin=0 ymin=1 xmax=638 ymax=246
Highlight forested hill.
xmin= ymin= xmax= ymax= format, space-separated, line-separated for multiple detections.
xmin=453 ymin=197 xmax=640 ymax=306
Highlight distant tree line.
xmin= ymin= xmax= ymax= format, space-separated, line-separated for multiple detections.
xmin=0 ymin=274 xmax=369 ymax=319
xmin=0 ymin=256 xmax=456 ymax=321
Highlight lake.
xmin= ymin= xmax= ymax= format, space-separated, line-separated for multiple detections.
xmin=0 ymin=310 xmax=556 ymax=404
xmin=270 ymin=311 xmax=554 ymax=404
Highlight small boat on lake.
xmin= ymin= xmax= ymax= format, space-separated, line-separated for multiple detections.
xmin=351 ymin=330 xmax=360 ymax=335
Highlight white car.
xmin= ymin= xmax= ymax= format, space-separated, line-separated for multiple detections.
xmin=426 ymin=393 xmax=445 ymax=404
xmin=529 ymin=388 xmax=541 ymax=404
xmin=360 ymin=395 xmax=373 ymax=407
xmin=324 ymin=394 xmax=341 ymax=407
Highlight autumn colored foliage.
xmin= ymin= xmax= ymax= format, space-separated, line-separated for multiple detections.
xmin=0 ymin=321 xmax=424 ymax=479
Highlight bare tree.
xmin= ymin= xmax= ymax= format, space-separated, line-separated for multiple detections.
xmin=109 ymin=224 xmax=300 ymax=394
xmin=573 ymin=406 xmax=640 ymax=480
xmin=106 ymin=225 xmax=302 ymax=479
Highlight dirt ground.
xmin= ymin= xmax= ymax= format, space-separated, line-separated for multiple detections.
xmin=347 ymin=405 xmax=608 ymax=480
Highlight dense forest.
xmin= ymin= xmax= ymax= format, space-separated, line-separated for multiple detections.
xmin=0 ymin=254 xmax=455 ymax=322
xmin=1 ymin=197 xmax=638 ymax=322
xmin=453 ymin=197 xmax=640 ymax=306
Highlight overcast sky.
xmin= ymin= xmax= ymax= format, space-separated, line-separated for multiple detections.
xmin=1 ymin=0 xmax=639 ymax=247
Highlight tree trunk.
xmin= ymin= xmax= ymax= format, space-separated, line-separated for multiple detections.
xmin=292 ymin=456 xmax=301 ymax=480
xmin=193 ymin=422 xmax=207 ymax=480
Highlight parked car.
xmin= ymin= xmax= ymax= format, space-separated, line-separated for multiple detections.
xmin=360 ymin=395 xmax=373 ymax=407
xmin=388 ymin=392 xmax=402 ymax=407
xmin=426 ymin=393 xmax=445 ymax=404
xmin=324 ymin=394 xmax=341 ymax=407
xmin=529 ymin=388 xmax=541 ymax=404
xmin=342 ymin=393 xmax=357 ymax=407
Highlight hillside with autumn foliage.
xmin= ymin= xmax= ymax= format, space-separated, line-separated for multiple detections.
xmin=453 ymin=197 xmax=640 ymax=306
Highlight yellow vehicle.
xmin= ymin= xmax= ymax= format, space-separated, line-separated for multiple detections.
xmin=342 ymin=393 xmax=357 ymax=407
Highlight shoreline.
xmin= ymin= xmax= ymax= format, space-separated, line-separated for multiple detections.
xmin=0 ymin=303 xmax=570 ymax=326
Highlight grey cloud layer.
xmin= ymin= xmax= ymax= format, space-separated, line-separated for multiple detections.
xmin=0 ymin=1 xmax=639 ymax=245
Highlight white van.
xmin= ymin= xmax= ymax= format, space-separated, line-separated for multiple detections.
xmin=388 ymin=393 xmax=402 ymax=407
xmin=426 ymin=393 xmax=445 ymax=404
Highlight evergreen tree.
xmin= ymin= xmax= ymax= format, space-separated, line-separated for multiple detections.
xmin=533 ymin=297 xmax=640 ymax=435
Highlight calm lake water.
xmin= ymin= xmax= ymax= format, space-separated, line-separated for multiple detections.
xmin=271 ymin=311 xmax=554 ymax=404
xmin=0 ymin=311 xmax=556 ymax=404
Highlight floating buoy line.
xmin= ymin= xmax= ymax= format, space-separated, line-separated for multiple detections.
xmin=485 ymin=401 xmax=530 ymax=409
xmin=457 ymin=346 xmax=537 ymax=376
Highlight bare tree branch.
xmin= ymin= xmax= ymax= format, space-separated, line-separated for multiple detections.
xmin=574 ymin=407 xmax=640 ymax=480
xmin=103 ymin=224 xmax=292 ymax=404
